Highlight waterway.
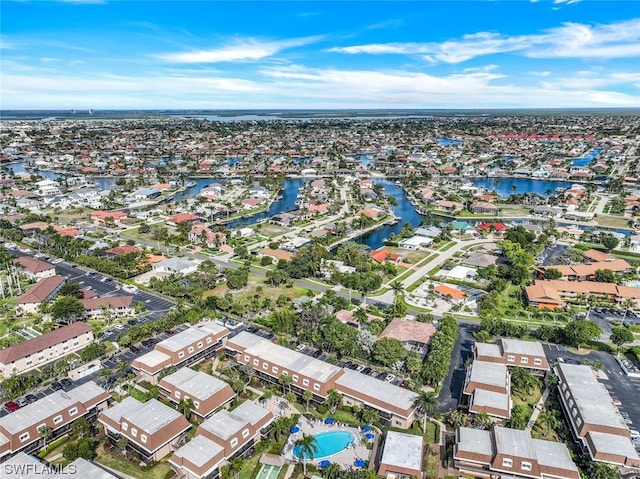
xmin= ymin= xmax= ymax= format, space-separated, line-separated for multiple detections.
xmin=471 ymin=178 xmax=574 ymax=198
xmin=437 ymin=137 xmax=464 ymax=146
xmin=357 ymin=179 xmax=425 ymax=250
xmin=5 ymin=162 xmax=116 ymax=189
xmin=572 ymin=148 xmax=603 ymax=167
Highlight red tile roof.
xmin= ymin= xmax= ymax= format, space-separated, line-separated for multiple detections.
xmin=14 ymin=256 xmax=54 ymax=274
xmin=80 ymin=295 xmax=133 ymax=311
xmin=0 ymin=322 xmax=92 ymax=365
xmin=105 ymin=244 xmax=140 ymax=256
xmin=17 ymin=276 xmax=65 ymax=304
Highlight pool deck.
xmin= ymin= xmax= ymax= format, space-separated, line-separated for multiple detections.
xmin=283 ymin=417 xmax=372 ymax=469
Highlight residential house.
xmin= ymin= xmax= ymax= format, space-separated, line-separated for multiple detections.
xmin=434 ymin=284 xmax=466 ymax=303
xmin=168 ymin=213 xmax=201 ymax=226
xmin=188 ymin=226 xmax=226 ymax=248
xmin=152 ymin=257 xmax=200 ymax=275
xmin=379 ymin=318 xmax=436 ymax=357
xmin=471 ymin=202 xmax=499 ymax=215
xmin=104 ymin=244 xmax=140 ymax=257
xmin=435 ymin=200 xmax=464 ymax=213
xmin=99 ymin=397 xmax=190 ymax=463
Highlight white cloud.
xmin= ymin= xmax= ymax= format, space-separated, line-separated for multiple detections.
xmin=158 ymin=36 xmax=320 ymax=63
xmin=329 ymin=18 xmax=640 ymax=63
xmin=553 ymin=0 xmax=581 ymax=5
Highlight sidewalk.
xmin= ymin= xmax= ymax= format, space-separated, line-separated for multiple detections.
xmin=525 ymin=386 xmax=550 ymax=432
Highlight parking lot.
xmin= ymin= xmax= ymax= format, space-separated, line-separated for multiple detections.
xmin=537 ymin=243 xmax=570 ymax=266
xmin=588 ymin=307 xmax=640 ymax=340
xmin=543 ymin=344 xmax=640 ymax=443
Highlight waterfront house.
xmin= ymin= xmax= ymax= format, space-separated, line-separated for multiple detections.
xmin=471 ymin=202 xmax=499 ymax=215
xmin=435 ymin=200 xmax=463 ymax=213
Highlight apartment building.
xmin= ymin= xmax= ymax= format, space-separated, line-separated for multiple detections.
xmin=98 ymin=397 xmax=191 ymax=463
xmin=0 ymin=322 xmax=94 ymax=376
xmin=16 ymin=276 xmax=65 ymax=314
xmin=79 ymin=295 xmax=133 ymax=320
xmin=13 ymin=256 xmax=56 ymax=280
xmin=462 ymin=360 xmax=511 ymax=419
xmin=170 ymin=400 xmax=273 ymax=479
xmin=0 ymin=381 xmax=109 ymax=462
xmin=158 ymin=367 xmax=235 ymax=420
xmin=377 ymin=431 xmax=424 ymax=479
xmin=474 ymin=338 xmax=550 ymax=372
xmin=132 ymin=322 xmax=229 ymax=383
xmin=555 ymin=363 xmax=640 ymax=467
xmin=526 ymin=279 xmax=640 ymax=309
xmin=225 ymin=332 xmax=418 ymax=428
xmin=454 ymin=426 xmax=580 ymax=479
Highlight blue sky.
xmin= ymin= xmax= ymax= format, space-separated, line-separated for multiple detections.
xmin=2 ymin=1 xmax=640 ymax=109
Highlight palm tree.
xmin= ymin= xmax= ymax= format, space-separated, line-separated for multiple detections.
xmin=294 ymin=434 xmax=318 ymax=476
xmin=279 ymin=373 xmax=293 ymax=395
xmin=414 ymin=391 xmax=438 ymax=433
xmin=270 ymin=417 xmax=290 ymax=443
xmin=178 ymin=398 xmax=194 ymax=421
xmin=302 ymin=390 xmax=313 ymax=413
xmin=325 ymin=389 xmax=343 ymax=414
xmin=227 ymin=457 xmax=243 ymax=479
xmin=39 ymin=425 xmax=53 ymax=448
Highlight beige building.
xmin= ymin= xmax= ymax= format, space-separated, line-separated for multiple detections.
xmin=13 ymin=256 xmax=56 ymax=280
xmin=16 ymin=275 xmax=65 ymax=314
xmin=0 ymin=322 xmax=94 ymax=376
xmin=80 ymin=295 xmax=134 ymax=319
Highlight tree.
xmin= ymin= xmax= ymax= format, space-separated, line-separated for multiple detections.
xmin=178 ymin=398 xmax=194 ymax=421
xmin=325 ymin=389 xmax=343 ymax=414
xmin=63 ymin=437 xmax=97 ymax=461
xmin=544 ymin=268 xmax=562 ymax=280
xmin=39 ymin=425 xmax=53 ymax=447
xmin=373 ymin=337 xmax=406 ymax=367
xmin=610 ymin=326 xmax=634 ymax=354
xmin=594 ymin=268 xmax=616 ymax=283
xmin=601 ymin=234 xmax=619 ymax=252
xmin=279 ymin=373 xmax=293 ymax=395
xmin=415 ymin=391 xmax=438 ymax=433
xmin=58 ymin=282 xmax=83 ymax=298
xmin=294 ymin=434 xmax=318 ymax=475
xmin=50 ymin=296 xmax=85 ymax=323
xmin=302 ymin=390 xmax=313 ymax=413
xmin=564 ymin=320 xmax=601 ymax=349
xmin=71 ymin=417 xmax=93 ymax=439
xmin=227 ymin=457 xmax=243 ymax=479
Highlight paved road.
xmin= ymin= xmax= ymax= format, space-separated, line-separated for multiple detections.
xmin=400 ymin=239 xmax=497 ymax=289
xmin=436 ymin=321 xmax=478 ymax=413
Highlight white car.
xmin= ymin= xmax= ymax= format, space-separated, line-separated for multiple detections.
xmin=630 ymin=429 xmax=640 ymax=438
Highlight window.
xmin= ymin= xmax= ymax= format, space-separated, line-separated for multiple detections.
xmin=188 ymin=346 xmax=194 ymax=353
xmin=282 ymin=371 xmax=288 ymax=376
xmin=141 ymin=434 xmax=147 ymax=443
xmin=572 ymin=407 xmax=578 ymax=418
xmin=242 ymin=429 xmax=250 ymax=438
xmin=313 ymin=384 xmax=320 ymax=391
xmin=534 ymin=359 xmax=542 ymax=365
xmin=20 ymin=432 xmax=30 ymax=443
xmin=576 ymin=417 xmax=582 ymax=427
xmin=253 ymin=359 xmax=259 ymax=366
xmin=521 ymin=462 xmax=532 ymax=471
xmin=131 ymin=428 xmax=137 ymax=437
xmin=292 ymin=375 xmax=299 ymax=382
xmin=507 ymin=355 xmax=515 ymax=362
xmin=54 ymin=415 xmax=63 ymax=425
xmin=561 ymin=383 xmax=567 ymax=391
xmin=206 ymin=337 xmax=212 ymax=344
xmin=175 ymin=391 xmax=181 ymax=399
xmin=395 ymin=421 xmax=402 ymax=426
xmin=302 ymin=379 xmax=309 ymax=386
xmin=263 ymin=363 xmax=268 ymax=370
xmin=502 ymin=458 xmax=513 ymax=468
xmin=122 ymin=423 xmax=128 ymax=431
xmin=244 ymin=355 xmax=250 ymax=362
xmin=178 ymin=351 xmax=185 ymax=359
xmin=230 ymin=438 xmax=238 ymax=447
xmin=68 ymin=407 xmax=78 ymax=416
xmin=272 ymin=366 xmax=279 ymax=374
xmin=520 ymin=357 xmax=529 ymax=364
xmin=197 ymin=342 xmax=203 ymax=348
xmin=568 ymin=399 xmax=574 ymax=408
xmin=193 ymin=401 xmax=200 ymax=409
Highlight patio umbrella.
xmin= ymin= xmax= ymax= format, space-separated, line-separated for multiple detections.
xmin=354 ymin=459 xmax=366 ymax=468
xmin=290 ymin=426 xmax=300 ymax=433
xmin=362 ymin=425 xmax=371 ymax=432
xmin=365 ymin=433 xmax=375 ymax=440
xmin=320 ymin=460 xmax=331 ymax=468
xmin=324 ymin=417 xmax=335 ymax=424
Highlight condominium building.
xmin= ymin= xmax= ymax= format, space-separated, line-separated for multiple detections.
xmin=454 ymin=426 xmax=580 ymax=479
xmin=0 ymin=322 xmax=94 ymax=376
xmin=3 ymin=452 xmax=118 ymax=479
xmin=0 ymin=381 xmax=109 ymax=462
xmin=555 ymin=363 xmax=640 ymax=467
xmin=16 ymin=276 xmax=65 ymax=314
xmin=132 ymin=322 xmax=229 ymax=383
xmin=462 ymin=360 xmax=511 ymax=419
xmin=158 ymin=367 xmax=235 ymax=420
xmin=13 ymin=256 xmax=56 ymax=280
xmin=225 ymin=331 xmax=418 ymax=428
xmin=98 ymin=397 xmax=191 ymax=463
xmin=474 ymin=338 xmax=550 ymax=372
xmin=377 ymin=431 xmax=424 ymax=479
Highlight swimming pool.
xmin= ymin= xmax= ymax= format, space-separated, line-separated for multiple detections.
xmin=293 ymin=430 xmax=355 ymax=460
xmin=255 ymin=464 xmax=280 ymax=479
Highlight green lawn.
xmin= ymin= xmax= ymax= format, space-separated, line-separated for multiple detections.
xmin=95 ymin=445 xmax=175 ymax=479
xmin=595 ymin=215 xmax=631 ymax=228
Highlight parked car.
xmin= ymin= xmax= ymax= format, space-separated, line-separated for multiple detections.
xmin=4 ymin=401 xmax=19 ymax=413
xmin=51 ymin=382 xmax=63 ymax=391
xmin=16 ymin=397 xmax=28 ymax=407
xmin=60 ymin=378 xmax=72 ymax=387
xmin=630 ymin=429 xmax=640 ymax=438
xmin=165 ymin=329 xmax=175 ymax=335
xmin=24 ymin=394 xmax=38 ymax=404
xmin=612 ymin=397 xmax=622 ymax=406
xmin=130 ymin=346 xmax=141 ymax=353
